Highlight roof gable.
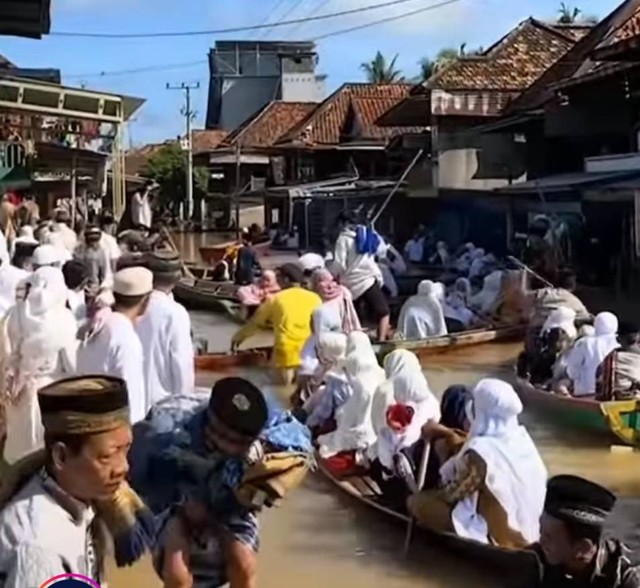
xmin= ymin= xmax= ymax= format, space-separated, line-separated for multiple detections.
xmin=222 ymin=101 xmax=316 ymax=149
xmin=191 ymin=129 xmax=228 ymax=154
xmin=277 ymin=83 xmax=415 ymax=146
xmin=592 ymin=0 xmax=640 ymax=59
xmin=424 ymin=19 xmax=579 ymax=92
xmin=507 ymin=0 xmax=640 ymax=112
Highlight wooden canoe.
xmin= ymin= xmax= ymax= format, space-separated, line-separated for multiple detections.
xmin=316 ymin=459 xmax=536 ymax=572
xmin=194 ymin=324 xmax=526 ymax=373
xmin=199 ymin=239 xmax=271 ymax=265
xmin=514 ymin=380 xmax=640 ymax=447
xmin=174 ymin=279 xmax=244 ymax=324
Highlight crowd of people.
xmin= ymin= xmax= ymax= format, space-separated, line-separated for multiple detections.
xmin=0 ymin=200 xmax=313 ymax=588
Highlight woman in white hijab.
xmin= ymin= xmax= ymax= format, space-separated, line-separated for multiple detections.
xmin=564 ymin=311 xmax=619 ymax=397
xmin=443 ymin=277 xmax=476 ymax=331
xmin=0 ymin=266 xmax=78 ymax=463
xmin=397 ymin=280 xmax=448 ymax=340
xmin=470 ymin=270 xmax=503 ymax=317
xmin=317 ymin=332 xmax=385 ymax=458
xmin=408 ymin=378 xmax=547 ymax=548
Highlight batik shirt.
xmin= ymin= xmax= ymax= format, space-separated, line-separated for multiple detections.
xmin=0 ymin=470 xmax=101 ymax=588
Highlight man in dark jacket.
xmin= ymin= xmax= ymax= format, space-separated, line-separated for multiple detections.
xmin=524 ymin=475 xmax=640 ymax=588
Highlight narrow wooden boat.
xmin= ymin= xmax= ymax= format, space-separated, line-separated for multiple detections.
xmin=195 ymin=324 xmax=526 ymax=372
xmin=514 ymin=380 xmax=640 ymax=447
xmin=377 ymin=324 xmax=526 ymax=362
xmin=316 ymin=459 xmax=536 ymax=572
xmin=174 ymin=279 xmax=244 ymax=324
xmin=199 ymin=239 xmax=271 ymax=265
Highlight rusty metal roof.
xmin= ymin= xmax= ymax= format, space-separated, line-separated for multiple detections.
xmin=277 ymin=83 xmax=415 ymax=147
xmin=221 ymin=101 xmax=316 ymax=150
xmin=191 ymin=129 xmax=228 ymax=154
xmin=424 ymin=19 xmax=581 ymax=92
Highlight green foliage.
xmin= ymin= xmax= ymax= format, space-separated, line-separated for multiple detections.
xmin=360 ymin=51 xmax=404 ymax=83
xmin=142 ymin=142 xmax=209 ymax=207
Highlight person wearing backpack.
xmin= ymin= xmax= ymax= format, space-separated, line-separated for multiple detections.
xmin=333 ymin=210 xmax=390 ymax=340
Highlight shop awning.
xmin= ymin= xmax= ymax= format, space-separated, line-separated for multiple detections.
xmin=495 ymin=170 xmax=640 ymax=195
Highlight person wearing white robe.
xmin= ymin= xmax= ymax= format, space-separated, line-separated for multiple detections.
xmin=317 ymin=332 xmax=386 ymax=458
xmin=454 ymin=243 xmax=476 ymax=273
xmin=468 ymin=248 xmax=486 ymax=279
xmin=0 ymin=238 xmax=28 ymax=316
xmin=136 ymin=252 xmax=195 ymax=411
xmin=564 ymin=311 xmax=619 ymax=397
xmin=76 ymin=266 xmax=152 ymax=423
xmin=9 ymin=225 xmax=37 ymax=259
xmin=470 ymin=270 xmax=504 ymax=317
xmin=0 ymin=267 xmax=78 ymax=464
xmin=62 ymin=259 xmax=89 ymax=329
xmin=131 ymin=181 xmax=154 ymax=230
xmin=443 ymin=277 xmax=476 ymax=328
xmin=369 ymin=349 xmax=441 ymax=471
xmin=32 ymin=244 xmax=64 ymax=269
xmin=100 ymin=229 xmax=122 ymax=273
xmin=404 ymin=233 xmax=425 ymax=264
xmin=397 ymin=280 xmax=448 ymax=340
xmin=409 ymin=378 xmax=547 ymax=547
xmin=52 ymin=208 xmax=78 ymax=254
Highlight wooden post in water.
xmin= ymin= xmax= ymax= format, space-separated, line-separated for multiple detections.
xmin=404 ymin=442 xmax=430 ymax=556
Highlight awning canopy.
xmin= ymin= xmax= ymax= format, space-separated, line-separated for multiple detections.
xmin=0 ymin=76 xmax=144 ymax=122
xmin=495 ymin=169 xmax=640 ymax=195
xmin=34 ymin=142 xmax=107 ymax=176
xmin=0 ymin=0 xmax=51 ymax=39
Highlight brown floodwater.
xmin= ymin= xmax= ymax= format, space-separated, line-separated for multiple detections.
xmin=109 ymin=233 xmax=640 ymax=587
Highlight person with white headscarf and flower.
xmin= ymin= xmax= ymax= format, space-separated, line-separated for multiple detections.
xmin=561 ymin=312 xmax=619 ymax=397
xmin=0 ymin=266 xmax=78 ymax=463
xmin=368 ymin=349 xmax=440 ymax=510
xmin=317 ymin=332 xmax=385 ymax=460
xmin=397 ymin=280 xmax=448 ymax=340
xmin=408 ymin=378 xmax=547 ymax=549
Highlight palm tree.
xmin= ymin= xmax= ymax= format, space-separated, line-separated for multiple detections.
xmin=417 ymin=46 xmax=468 ymax=81
xmin=360 ymin=51 xmax=403 ymax=83
xmin=557 ymin=3 xmax=581 ymax=23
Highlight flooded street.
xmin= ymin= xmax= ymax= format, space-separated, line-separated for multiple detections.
xmin=109 ymin=234 xmax=640 ymax=587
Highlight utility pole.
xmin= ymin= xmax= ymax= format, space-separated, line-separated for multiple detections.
xmin=166 ymin=81 xmax=200 ymax=221
xmin=234 ymin=141 xmax=241 ymax=240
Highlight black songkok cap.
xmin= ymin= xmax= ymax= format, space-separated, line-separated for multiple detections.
xmin=38 ymin=375 xmax=130 ymax=436
xmin=208 ymin=377 xmax=268 ymax=439
xmin=545 ymin=475 xmax=616 ymax=528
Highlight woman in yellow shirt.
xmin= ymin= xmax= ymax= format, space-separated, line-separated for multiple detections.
xmin=231 ymin=263 xmax=321 ymax=384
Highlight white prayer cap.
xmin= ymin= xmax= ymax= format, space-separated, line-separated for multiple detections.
xmin=113 ymin=267 xmax=153 ymax=296
xmin=32 ymin=244 xmax=62 ymax=267
xmin=297 ymin=252 xmax=325 ymax=273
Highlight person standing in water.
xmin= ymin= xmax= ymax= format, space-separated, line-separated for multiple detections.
xmin=231 ymin=263 xmax=321 ymax=385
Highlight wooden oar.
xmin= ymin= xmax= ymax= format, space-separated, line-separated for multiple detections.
xmin=403 ymin=441 xmax=431 ymax=556
xmin=161 ymin=226 xmax=197 ymax=280
xmin=506 ymin=255 xmax=554 ymax=288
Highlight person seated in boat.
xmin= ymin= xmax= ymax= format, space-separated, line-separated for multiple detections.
xmin=404 ymin=226 xmax=426 ymax=264
xmin=596 ymin=321 xmax=640 ymax=401
xmin=497 ymin=269 xmax=529 ymax=326
xmin=236 ymin=269 xmax=281 ymax=319
xmin=407 ymin=378 xmax=547 ymax=549
xmin=367 ymin=349 xmax=440 ymax=511
xmin=469 ymin=270 xmax=504 ymax=320
xmin=428 ymin=241 xmax=450 ymax=267
xmin=523 ymin=269 xmax=590 ymax=341
xmin=231 ymin=263 xmax=322 ymax=385
xmin=303 ymin=332 xmax=350 ymax=431
xmin=316 ymin=332 xmax=387 ymax=470
xmin=524 ymin=475 xmax=640 ymax=588
xmin=443 ymin=277 xmax=478 ymax=332
xmin=517 ymin=307 xmax=578 ymax=385
xmin=558 ymin=312 xmax=619 ymax=397
xmin=468 ymin=248 xmax=487 ymax=281
xmin=396 ymin=280 xmax=448 ymax=340
xmin=421 ymin=385 xmax=472 ymax=490
xmin=234 ymin=232 xmax=261 ymax=286
xmin=453 ymin=242 xmax=476 ymax=274
xmin=294 ymin=270 xmax=361 ymax=404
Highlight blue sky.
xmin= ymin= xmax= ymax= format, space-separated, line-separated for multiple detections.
xmin=1 ymin=0 xmax=620 ymax=145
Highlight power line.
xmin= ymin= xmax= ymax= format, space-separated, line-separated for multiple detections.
xmin=287 ymin=0 xmax=332 ymax=37
xmin=62 ymin=0 xmax=462 ymax=79
xmin=274 ymin=0 xmax=307 ymax=39
xmin=252 ymin=0 xmax=290 ymax=40
xmin=51 ymin=0 xmax=429 ymax=38
xmin=312 ymin=0 xmax=461 ymax=41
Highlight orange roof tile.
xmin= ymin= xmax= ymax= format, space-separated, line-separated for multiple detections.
xmin=277 ymin=83 xmax=415 ymax=146
xmin=222 ymin=101 xmax=316 ymax=149
xmin=124 ymin=142 xmax=171 ymax=177
xmin=592 ymin=0 xmax=640 ymax=59
xmin=191 ymin=129 xmax=228 ymax=154
xmin=347 ymin=96 xmax=423 ymax=140
xmin=425 ymin=19 xmax=580 ymax=92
